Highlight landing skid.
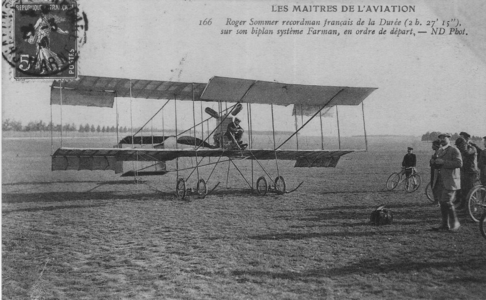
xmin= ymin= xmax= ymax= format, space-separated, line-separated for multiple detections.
xmin=255 ymin=175 xmax=303 ymax=196
xmin=175 ymin=178 xmax=221 ymax=200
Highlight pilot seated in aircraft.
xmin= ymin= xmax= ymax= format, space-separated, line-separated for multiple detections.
xmin=225 ymin=117 xmax=248 ymax=150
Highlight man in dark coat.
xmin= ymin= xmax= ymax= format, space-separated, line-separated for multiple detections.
xmin=430 ymin=133 xmax=462 ymax=232
xmin=455 ymin=131 xmax=480 ymax=210
xmin=479 ymin=136 xmax=486 ymax=186
xmin=430 ymin=140 xmax=441 ymax=204
xmin=402 ymin=147 xmax=417 ymax=178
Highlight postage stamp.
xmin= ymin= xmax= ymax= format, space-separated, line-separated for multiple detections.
xmin=2 ymin=0 xmax=86 ymax=80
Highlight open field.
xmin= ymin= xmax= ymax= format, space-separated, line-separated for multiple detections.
xmin=3 ymin=135 xmax=486 ymax=299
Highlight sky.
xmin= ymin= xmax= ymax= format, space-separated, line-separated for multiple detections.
xmin=2 ymin=0 xmax=486 ymax=137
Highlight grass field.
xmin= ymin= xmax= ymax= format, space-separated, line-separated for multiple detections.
xmin=2 ymin=135 xmax=486 ymax=299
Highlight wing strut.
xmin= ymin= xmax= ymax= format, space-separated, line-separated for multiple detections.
xmin=336 ymin=106 xmax=341 ymax=150
xmin=60 ymin=80 xmax=64 ymax=148
xmin=362 ymin=102 xmax=368 ymax=151
xmin=270 ymin=103 xmax=280 ymax=177
xmin=275 ymin=88 xmax=345 ymax=150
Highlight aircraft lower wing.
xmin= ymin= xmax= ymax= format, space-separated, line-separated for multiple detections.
xmin=51 ymin=147 xmax=354 ymax=173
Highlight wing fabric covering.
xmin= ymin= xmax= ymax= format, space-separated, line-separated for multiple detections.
xmin=51 ymin=148 xmax=353 ymax=173
xmin=201 ymin=76 xmax=377 ymax=107
xmin=50 ymin=75 xmax=376 ymax=107
xmin=51 ymin=76 xmax=207 ymax=107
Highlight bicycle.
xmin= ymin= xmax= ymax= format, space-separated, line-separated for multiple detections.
xmin=386 ymin=167 xmax=422 ymax=193
xmin=425 ymin=181 xmax=434 ymax=203
xmin=466 ymin=184 xmax=486 ymax=223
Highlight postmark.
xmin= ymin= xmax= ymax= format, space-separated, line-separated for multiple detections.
xmin=2 ymin=0 xmax=87 ymax=80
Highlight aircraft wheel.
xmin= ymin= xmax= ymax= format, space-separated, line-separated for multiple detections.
xmin=197 ymin=179 xmax=208 ymax=199
xmin=274 ymin=176 xmax=286 ymax=194
xmin=176 ymin=178 xmax=186 ymax=200
xmin=386 ymin=173 xmax=400 ymax=191
xmin=256 ymin=176 xmax=268 ymax=196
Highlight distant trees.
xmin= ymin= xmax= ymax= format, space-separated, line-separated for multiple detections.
xmin=2 ymin=118 xmax=169 ymax=135
xmin=62 ymin=123 xmax=77 ymax=131
xmin=25 ymin=120 xmax=47 ymax=131
xmin=2 ymin=119 xmax=23 ymax=131
xmin=2 ymin=119 xmax=83 ymax=132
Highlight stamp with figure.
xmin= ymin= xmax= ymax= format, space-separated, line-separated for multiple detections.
xmin=2 ymin=0 xmax=86 ymax=80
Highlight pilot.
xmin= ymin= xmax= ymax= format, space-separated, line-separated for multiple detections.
xmin=225 ymin=117 xmax=247 ymax=149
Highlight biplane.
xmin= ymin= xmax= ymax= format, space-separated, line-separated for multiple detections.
xmin=50 ymin=75 xmax=376 ymax=199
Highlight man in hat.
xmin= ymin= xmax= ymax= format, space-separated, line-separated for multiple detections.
xmin=225 ymin=117 xmax=247 ymax=149
xmin=402 ymin=146 xmax=417 ymax=179
xmin=455 ymin=131 xmax=479 ymax=210
xmin=430 ymin=140 xmax=441 ymax=204
xmin=478 ymin=136 xmax=486 ymax=186
xmin=430 ymin=132 xmax=462 ymax=232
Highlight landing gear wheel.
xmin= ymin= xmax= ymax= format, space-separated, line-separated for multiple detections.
xmin=197 ymin=179 xmax=207 ymax=199
xmin=425 ymin=182 xmax=434 ymax=203
xmin=405 ymin=174 xmax=421 ymax=193
xmin=467 ymin=186 xmax=486 ymax=223
xmin=256 ymin=176 xmax=268 ymax=196
xmin=176 ymin=178 xmax=186 ymax=200
xmin=274 ymin=176 xmax=286 ymax=194
xmin=386 ymin=173 xmax=400 ymax=191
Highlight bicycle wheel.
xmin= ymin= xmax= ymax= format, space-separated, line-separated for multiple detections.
xmin=196 ymin=179 xmax=207 ymax=199
xmin=386 ymin=173 xmax=401 ymax=191
xmin=274 ymin=176 xmax=286 ymax=194
xmin=405 ymin=174 xmax=421 ymax=193
xmin=256 ymin=176 xmax=268 ymax=196
xmin=176 ymin=178 xmax=186 ymax=200
xmin=425 ymin=182 xmax=434 ymax=203
xmin=480 ymin=211 xmax=486 ymax=240
xmin=467 ymin=185 xmax=486 ymax=223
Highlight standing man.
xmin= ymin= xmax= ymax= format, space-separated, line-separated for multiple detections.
xmin=478 ymin=136 xmax=486 ymax=186
xmin=455 ymin=131 xmax=479 ymax=210
xmin=430 ymin=133 xmax=462 ymax=232
xmin=430 ymin=140 xmax=441 ymax=204
xmin=402 ymin=147 xmax=417 ymax=178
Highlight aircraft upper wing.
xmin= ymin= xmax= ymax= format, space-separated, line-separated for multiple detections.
xmin=52 ymin=147 xmax=354 ymax=173
xmin=51 ymin=76 xmax=207 ymax=107
xmin=201 ymin=76 xmax=377 ymax=107
xmin=51 ymin=75 xmax=376 ymax=108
